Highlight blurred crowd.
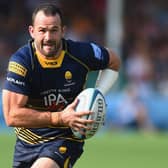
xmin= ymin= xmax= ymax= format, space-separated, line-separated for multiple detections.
xmin=123 ymin=0 xmax=168 ymax=97
xmin=0 ymin=0 xmax=168 ymax=131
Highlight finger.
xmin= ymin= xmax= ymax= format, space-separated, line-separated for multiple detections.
xmin=73 ymin=123 xmax=87 ymax=131
xmin=76 ymin=111 xmax=93 ymax=117
xmin=79 ymin=118 xmax=94 ymax=124
xmin=73 ymin=121 xmax=93 ymax=130
xmin=85 ymin=119 xmax=94 ymax=124
xmin=69 ymin=98 xmax=79 ymax=109
xmin=74 ymin=119 xmax=94 ymax=129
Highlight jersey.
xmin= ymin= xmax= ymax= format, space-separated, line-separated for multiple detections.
xmin=4 ymin=39 xmax=109 ymax=145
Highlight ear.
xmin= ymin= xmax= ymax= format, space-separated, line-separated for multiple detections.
xmin=29 ymin=25 xmax=35 ymax=39
xmin=61 ymin=26 xmax=66 ymax=38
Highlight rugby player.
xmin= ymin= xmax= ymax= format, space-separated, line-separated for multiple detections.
xmin=2 ymin=3 xmax=120 ymax=168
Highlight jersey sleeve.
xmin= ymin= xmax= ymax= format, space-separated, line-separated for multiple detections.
xmin=69 ymin=40 xmax=110 ymax=70
xmin=88 ymin=42 xmax=109 ymax=70
xmin=3 ymin=53 xmax=31 ymax=96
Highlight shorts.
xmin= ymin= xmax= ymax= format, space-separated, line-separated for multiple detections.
xmin=13 ymin=138 xmax=84 ymax=168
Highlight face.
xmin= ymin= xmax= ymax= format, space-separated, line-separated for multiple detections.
xmin=29 ymin=11 xmax=65 ymax=58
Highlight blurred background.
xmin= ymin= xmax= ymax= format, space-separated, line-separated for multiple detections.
xmin=1 ymin=0 xmax=168 ymax=132
xmin=0 ymin=0 xmax=168 ymax=167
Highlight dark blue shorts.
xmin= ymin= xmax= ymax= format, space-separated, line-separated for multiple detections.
xmin=13 ymin=138 xmax=84 ymax=168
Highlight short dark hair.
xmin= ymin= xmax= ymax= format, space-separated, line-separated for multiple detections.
xmin=32 ymin=3 xmax=64 ymax=26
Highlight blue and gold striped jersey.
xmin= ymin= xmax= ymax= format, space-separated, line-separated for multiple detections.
xmin=4 ymin=39 xmax=109 ymax=144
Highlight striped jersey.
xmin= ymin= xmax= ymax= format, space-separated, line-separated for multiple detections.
xmin=4 ymin=39 xmax=109 ymax=144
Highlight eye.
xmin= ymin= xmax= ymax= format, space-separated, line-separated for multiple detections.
xmin=39 ymin=29 xmax=46 ymax=33
xmin=51 ymin=29 xmax=59 ymax=33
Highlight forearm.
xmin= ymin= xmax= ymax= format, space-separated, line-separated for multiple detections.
xmin=3 ymin=90 xmax=92 ymax=130
xmin=95 ymin=69 xmax=119 ymax=95
xmin=5 ymin=107 xmax=56 ymax=128
xmin=95 ymin=49 xmax=121 ymax=95
xmin=2 ymin=90 xmax=62 ymax=128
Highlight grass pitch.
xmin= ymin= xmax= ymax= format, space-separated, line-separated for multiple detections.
xmin=76 ymin=131 xmax=168 ymax=168
xmin=1 ymin=130 xmax=168 ymax=168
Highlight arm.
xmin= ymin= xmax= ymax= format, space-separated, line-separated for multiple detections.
xmin=107 ymin=48 xmax=121 ymax=71
xmin=2 ymin=90 xmax=52 ymax=127
xmin=95 ymin=48 xmax=121 ymax=94
xmin=2 ymin=90 xmax=93 ymax=130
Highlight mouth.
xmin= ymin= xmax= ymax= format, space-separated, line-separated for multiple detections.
xmin=43 ymin=44 xmax=56 ymax=52
xmin=40 ymin=40 xmax=62 ymax=56
xmin=43 ymin=43 xmax=55 ymax=47
xmin=43 ymin=40 xmax=56 ymax=47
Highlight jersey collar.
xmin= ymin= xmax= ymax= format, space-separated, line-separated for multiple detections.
xmin=31 ymin=39 xmax=66 ymax=68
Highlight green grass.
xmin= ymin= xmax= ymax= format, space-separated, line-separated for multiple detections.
xmin=75 ymin=131 xmax=168 ymax=168
xmin=1 ymin=130 xmax=168 ymax=168
xmin=0 ymin=131 xmax=16 ymax=168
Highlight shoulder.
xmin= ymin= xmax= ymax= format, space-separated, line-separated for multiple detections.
xmin=65 ymin=39 xmax=109 ymax=57
xmin=64 ymin=39 xmax=109 ymax=69
xmin=9 ymin=40 xmax=33 ymax=70
xmin=65 ymin=39 xmax=93 ymax=54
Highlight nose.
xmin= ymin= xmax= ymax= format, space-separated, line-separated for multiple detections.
xmin=45 ymin=31 xmax=52 ymax=41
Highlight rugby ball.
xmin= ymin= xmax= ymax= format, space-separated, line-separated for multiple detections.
xmin=72 ymin=88 xmax=106 ymax=139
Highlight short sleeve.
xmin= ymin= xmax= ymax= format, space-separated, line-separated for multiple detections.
xmin=3 ymin=54 xmax=31 ymax=96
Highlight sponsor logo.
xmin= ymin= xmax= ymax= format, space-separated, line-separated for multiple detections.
xmin=7 ymin=77 xmax=25 ymax=86
xmin=44 ymin=61 xmax=57 ymax=66
xmin=91 ymin=43 xmax=102 ymax=60
xmin=44 ymin=93 xmax=68 ymax=110
xmin=8 ymin=61 xmax=27 ymax=77
xmin=41 ymin=89 xmax=70 ymax=111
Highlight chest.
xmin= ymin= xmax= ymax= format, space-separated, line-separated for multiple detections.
xmin=30 ymin=55 xmax=88 ymax=103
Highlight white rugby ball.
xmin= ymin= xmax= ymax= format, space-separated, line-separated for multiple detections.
xmin=72 ymin=88 xmax=106 ymax=139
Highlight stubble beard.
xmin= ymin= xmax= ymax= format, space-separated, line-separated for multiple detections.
xmin=38 ymin=40 xmax=62 ymax=58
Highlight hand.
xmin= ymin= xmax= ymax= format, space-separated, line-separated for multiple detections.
xmin=60 ymin=98 xmax=94 ymax=133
